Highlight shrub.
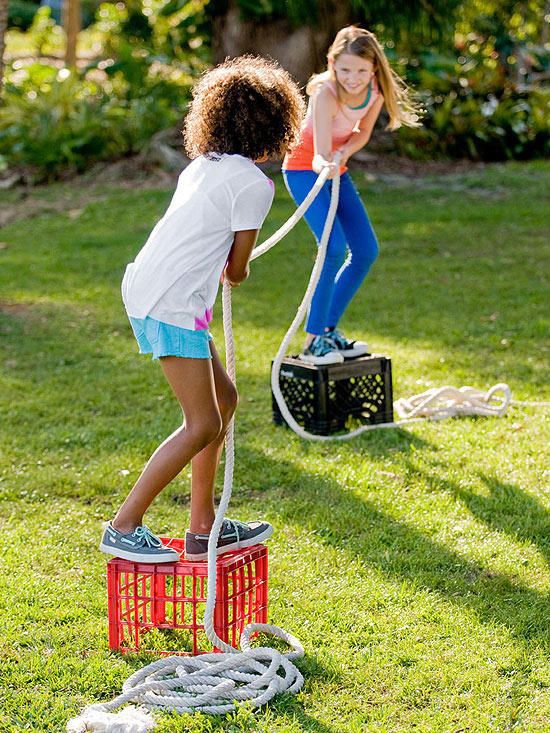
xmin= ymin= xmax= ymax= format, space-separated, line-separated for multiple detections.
xmin=0 ymin=0 xmax=201 ymax=180
xmin=396 ymin=86 xmax=549 ymax=161
xmin=7 ymin=6 xmax=64 ymax=57
xmin=0 ymin=64 xmax=189 ymax=180
xmin=394 ymin=49 xmax=549 ymax=160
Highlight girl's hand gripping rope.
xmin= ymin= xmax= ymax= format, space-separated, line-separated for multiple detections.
xmin=312 ymin=154 xmax=338 ymax=178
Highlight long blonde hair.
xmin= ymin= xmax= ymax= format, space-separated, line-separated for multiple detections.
xmin=307 ymin=26 xmax=421 ymax=130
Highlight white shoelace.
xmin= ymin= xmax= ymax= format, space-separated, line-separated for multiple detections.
xmin=132 ymin=525 xmax=162 ymax=548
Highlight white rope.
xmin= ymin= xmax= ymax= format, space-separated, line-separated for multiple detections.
xmin=394 ymin=383 xmax=511 ymax=419
xmin=250 ymin=165 xmax=331 ymax=262
xmin=259 ymin=169 xmax=515 ymax=440
xmin=67 ymin=286 xmax=305 ymax=730
xmin=65 ymin=167 xmax=331 ymax=732
xmin=68 ymin=158 xmax=541 ymax=731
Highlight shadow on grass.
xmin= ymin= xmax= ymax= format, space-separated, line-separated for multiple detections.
xmin=476 ymin=472 xmax=550 ymax=564
xmin=419 ymin=466 xmax=550 ymax=565
xmin=258 ymin=652 xmax=349 ymax=733
xmin=239 ymin=373 xmax=434 ymax=458
xmin=238 ymin=444 xmax=550 ymax=652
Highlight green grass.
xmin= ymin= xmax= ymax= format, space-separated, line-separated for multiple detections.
xmin=0 ymin=161 xmax=549 ymax=732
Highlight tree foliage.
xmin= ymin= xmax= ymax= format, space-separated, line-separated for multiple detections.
xmin=456 ymin=0 xmax=547 ymax=83
xmin=1 ymin=0 xmax=547 ymax=174
xmin=0 ymin=0 xmax=8 ymax=90
xmin=206 ymin=0 xmax=465 ymax=44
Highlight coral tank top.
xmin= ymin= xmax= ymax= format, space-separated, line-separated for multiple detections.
xmin=283 ymin=78 xmax=380 ymax=173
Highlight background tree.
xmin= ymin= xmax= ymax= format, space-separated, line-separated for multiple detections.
xmin=63 ymin=0 xmax=81 ymax=66
xmin=0 ymin=0 xmax=546 ymax=176
xmin=206 ymin=0 xmax=464 ymax=82
xmin=0 ymin=0 xmax=7 ymax=90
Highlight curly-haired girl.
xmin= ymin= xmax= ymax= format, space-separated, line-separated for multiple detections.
xmin=100 ymin=56 xmax=305 ymax=563
xmin=283 ymin=26 xmax=421 ymax=364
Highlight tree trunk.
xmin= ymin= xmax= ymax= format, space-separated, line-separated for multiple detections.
xmin=211 ymin=0 xmax=351 ymax=85
xmin=543 ymin=1 xmax=549 ymax=44
xmin=63 ymin=0 xmax=81 ymax=67
xmin=0 ymin=0 xmax=8 ymax=92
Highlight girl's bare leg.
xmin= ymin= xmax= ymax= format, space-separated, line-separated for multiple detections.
xmin=113 ymin=356 xmax=222 ymax=534
xmin=189 ymin=342 xmax=238 ymax=533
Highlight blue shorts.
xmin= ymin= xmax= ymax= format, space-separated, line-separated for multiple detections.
xmin=129 ymin=316 xmax=212 ymax=360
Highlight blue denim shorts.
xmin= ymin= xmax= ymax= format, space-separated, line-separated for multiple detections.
xmin=129 ymin=316 xmax=212 ymax=360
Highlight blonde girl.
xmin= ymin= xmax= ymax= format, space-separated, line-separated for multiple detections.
xmin=283 ymin=26 xmax=421 ymax=364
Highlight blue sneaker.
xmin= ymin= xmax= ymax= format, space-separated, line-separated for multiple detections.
xmin=299 ymin=335 xmax=344 ymax=365
xmin=99 ymin=522 xmax=180 ymax=563
xmin=325 ymin=328 xmax=369 ymax=359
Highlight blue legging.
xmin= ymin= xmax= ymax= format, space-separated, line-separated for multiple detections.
xmin=283 ymin=170 xmax=379 ymax=335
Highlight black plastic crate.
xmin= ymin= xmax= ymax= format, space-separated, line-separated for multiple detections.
xmin=272 ymin=355 xmax=394 ymax=435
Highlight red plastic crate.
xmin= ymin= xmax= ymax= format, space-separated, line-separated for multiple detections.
xmin=107 ymin=540 xmax=268 ymax=655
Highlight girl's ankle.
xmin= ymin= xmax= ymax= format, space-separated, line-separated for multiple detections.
xmin=188 ymin=521 xmax=214 ymax=535
xmin=111 ymin=519 xmax=138 ymax=535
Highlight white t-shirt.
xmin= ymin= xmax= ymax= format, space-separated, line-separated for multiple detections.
xmin=121 ymin=154 xmax=275 ymax=330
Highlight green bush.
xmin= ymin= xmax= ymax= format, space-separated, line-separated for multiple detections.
xmin=0 ymin=64 xmax=189 ymax=180
xmin=0 ymin=0 xmax=202 ymax=181
xmin=8 ymin=6 xmax=64 ymax=58
xmin=397 ymin=86 xmax=549 ymax=161
xmin=394 ymin=50 xmax=549 ymax=160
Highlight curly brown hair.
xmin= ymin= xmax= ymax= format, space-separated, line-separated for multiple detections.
xmin=183 ymin=55 xmax=305 ymax=160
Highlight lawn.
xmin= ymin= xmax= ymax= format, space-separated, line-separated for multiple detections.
xmin=0 ymin=160 xmax=548 ymax=732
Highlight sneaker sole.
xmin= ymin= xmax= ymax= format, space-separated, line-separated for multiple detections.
xmin=341 ymin=346 xmax=370 ymax=359
xmin=185 ymin=524 xmax=274 ymax=562
xmin=99 ymin=542 xmax=180 ymax=563
xmin=298 ymin=353 xmax=344 ymax=366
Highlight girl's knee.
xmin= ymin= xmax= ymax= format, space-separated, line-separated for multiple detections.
xmin=364 ymin=240 xmax=379 ymax=269
xmin=352 ymin=236 xmax=379 ymax=271
xmin=325 ymin=242 xmax=347 ymax=272
xmin=187 ymin=411 xmax=223 ymax=450
xmin=218 ymin=383 xmax=238 ymax=425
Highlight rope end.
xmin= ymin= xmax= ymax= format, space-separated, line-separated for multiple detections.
xmin=67 ymin=705 xmax=156 ymax=733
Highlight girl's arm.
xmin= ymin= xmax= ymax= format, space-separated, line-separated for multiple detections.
xmin=312 ymin=86 xmax=338 ymax=176
xmin=339 ymin=95 xmax=384 ymax=166
xmin=224 ymin=229 xmax=259 ymax=286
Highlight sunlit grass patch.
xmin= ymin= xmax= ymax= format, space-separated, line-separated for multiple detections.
xmin=0 ymin=161 xmax=549 ymax=732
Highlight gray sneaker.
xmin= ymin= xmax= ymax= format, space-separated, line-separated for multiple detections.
xmin=99 ymin=522 xmax=180 ymax=563
xmin=185 ymin=518 xmax=273 ymax=561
